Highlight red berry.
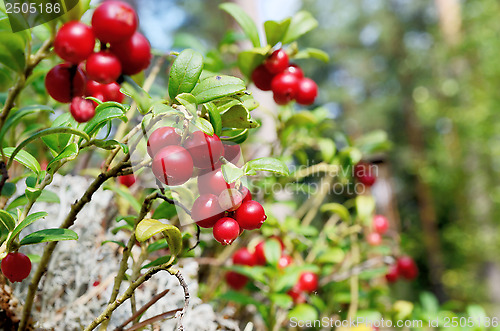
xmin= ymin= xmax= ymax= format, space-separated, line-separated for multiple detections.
xmin=54 ymin=21 xmax=95 ymax=63
xmin=283 ymin=64 xmax=304 ymax=79
xmin=354 ymin=162 xmax=377 ymax=186
xmin=119 ymin=174 xmax=136 ymax=187
xmin=251 ymin=64 xmax=275 ymax=91
xmin=233 ymin=248 xmax=257 ymax=266
xmin=225 ymin=271 xmax=248 ymax=290
xmin=91 ymin=0 xmax=138 ymax=43
xmin=367 ymin=232 xmax=382 ymax=246
xmin=1 ymin=252 xmax=31 ymax=283
xmin=219 ymin=188 xmax=243 ymax=212
xmin=86 ymin=51 xmax=122 ymax=84
xmin=271 ymin=72 xmax=300 ymax=105
xmin=385 ymin=264 xmax=399 ymax=283
xmin=253 ymin=241 xmax=266 ymax=265
xmin=213 ymin=217 xmax=240 ymax=245
xmin=295 ymin=78 xmax=318 ymax=105
xmin=223 ymin=142 xmax=241 ymax=163
xmin=297 ymin=272 xmax=318 ymax=293
xmin=110 ymin=32 xmax=151 ymax=75
xmin=147 ymin=127 xmax=181 ymax=158
xmin=70 ymin=97 xmax=96 ymax=123
xmin=152 ymin=145 xmax=193 ymax=186
xmin=184 ymin=131 xmax=224 ymax=169
xmin=191 ymin=194 xmax=224 ymax=228
xmin=373 ymin=215 xmax=389 ymax=234
xmin=239 ymin=186 xmax=252 ymax=203
xmin=265 ymin=49 xmax=289 ymax=74
xmin=397 ymin=256 xmax=418 ymax=280
xmin=287 ymin=286 xmax=307 ymax=304
xmin=197 ymin=168 xmax=234 ymax=196
xmin=278 ymin=255 xmax=293 ymax=269
xmin=235 ymin=200 xmax=267 ymax=230
xmin=85 ymin=80 xmax=104 ymax=96
xmin=102 ymin=82 xmax=124 ymax=102
xmin=45 ymin=63 xmax=86 ymax=103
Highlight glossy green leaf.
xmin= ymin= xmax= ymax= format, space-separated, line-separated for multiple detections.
xmin=264 ymin=18 xmax=291 ymax=46
xmin=146 ymin=238 xmax=169 ymax=253
xmin=191 ymin=75 xmax=245 ymax=104
xmin=20 ymin=228 xmax=78 ymax=246
xmin=205 ymin=102 xmax=222 ymax=136
xmin=193 ymin=117 xmax=214 ymax=136
xmin=264 ymin=238 xmax=282 ymax=267
xmin=120 ymin=78 xmax=151 ymax=114
xmin=47 ymin=143 xmax=79 ymax=174
xmin=1 ymin=182 xmax=15 ymax=197
xmin=6 ymin=190 xmax=59 ymax=211
xmin=142 ymin=255 xmax=173 ymax=269
xmin=162 ymin=226 xmax=183 ymax=256
xmin=317 ymin=247 xmax=345 ymax=264
xmin=136 ymin=219 xmax=169 ymax=242
xmin=237 ymin=46 xmax=271 ymax=78
xmin=41 ymin=113 xmax=76 ymax=153
xmin=3 ymin=147 xmax=40 ymax=175
xmin=288 ymin=304 xmax=318 ymax=321
xmin=152 ymin=201 xmax=178 ymax=220
xmin=221 ymin=105 xmax=259 ymax=129
xmin=220 ymin=128 xmax=249 ymax=144
xmin=282 ymin=11 xmax=318 ymax=44
xmin=175 ymin=93 xmax=198 ymax=117
xmin=320 ymin=203 xmax=351 ymax=222
xmin=293 ymin=47 xmax=330 ymax=62
xmin=83 ymin=104 xmax=127 ymax=136
xmin=221 ymin=163 xmax=244 ymax=184
xmin=0 ymin=210 xmax=15 ymax=231
xmin=102 ymin=240 xmax=126 ymax=248
xmin=270 ymin=293 xmax=293 ymax=308
xmin=168 ymin=49 xmax=204 ymax=99
xmin=8 ymin=211 xmax=47 ymax=247
xmin=244 ymin=157 xmax=289 ymax=176
xmin=219 ymin=3 xmax=261 ymax=47
xmin=0 ymin=31 xmax=25 ymax=72
xmin=0 ymin=105 xmax=54 ymax=143
xmin=317 ymin=138 xmax=336 ymax=163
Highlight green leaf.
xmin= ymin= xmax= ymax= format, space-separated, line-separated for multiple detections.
xmin=168 ymin=49 xmax=204 ymax=100
xmin=47 ymin=143 xmax=79 ymax=174
xmin=120 ymin=81 xmax=151 ymax=115
xmin=270 ymin=293 xmax=293 ymax=308
xmin=103 ymin=184 xmax=141 ymax=213
xmin=356 ymin=195 xmax=375 ymax=225
xmin=1 ymin=182 xmax=15 ymax=197
xmin=420 ymin=292 xmax=439 ymax=315
xmin=3 ymin=147 xmax=40 ymax=175
xmin=0 ymin=105 xmax=54 ymax=143
xmin=8 ymin=211 xmax=47 ymax=247
xmin=146 ymin=238 xmax=169 ymax=253
xmin=220 ymin=128 xmax=249 ymax=144
xmin=317 ymin=138 xmax=336 ymax=163
xmin=219 ymin=3 xmax=260 ymax=48
xmin=317 ymin=247 xmax=345 ymax=264
xmin=0 ymin=210 xmax=15 ymax=231
xmin=102 ymin=240 xmax=126 ymax=248
xmin=41 ymin=113 xmax=76 ymax=153
xmin=20 ymin=228 xmax=78 ymax=246
xmin=264 ymin=238 xmax=282 ymax=267
xmin=320 ymin=203 xmax=351 ymax=222
xmin=142 ymin=255 xmax=173 ymax=269
xmin=220 ymin=104 xmax=259 ymax=129
xmin=204 ymin=102 xmax=222 ymax=137
xmin=288 ymin=304 xmax=318 ymax=321
xmin=175 ymin=93 xmax=198 ymax=117
xmin=237 ymin=46 xmax=271 ymax=78
xmin=136 ymin=219 xmax=170 ymax=242
xmin=244 ymin=157 xmax=289 ymax=176
xmin=221 ymin=163 xmax=244 ymax=184
xmin=293 ymin=47 xmax=330 ymax=62
xmin=6 ymin=190 xmax=59 ymax=211
xmin=162 ymin=226 xmax=183 ymax=256
xmin=90 ymin=139 xmax=128 ymax=153
xmin=191 ymin=75 xmax=246 ymax=104
xmin=264 ymin=18 xmax=291 ymax=46
xmin=284 ymin=111 xmax=317 ymax=127
xmin=0 ymin=31 xmax=25 ymax=72
xmin=227 ymin=265 xmax=268 ymax=283
xmin=152 ymin=201 xmax=178 ymax=220
xmin=355 ymin=130 xmax=392 ymax=155
xmin=282 ymin=11 xmax=318 ymax=44
xmin=83 ymin=103 xmax=127 ymax=136
xmin=193 ymin=117 xmax=214 ymax=136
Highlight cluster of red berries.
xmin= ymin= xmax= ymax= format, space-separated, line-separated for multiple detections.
xmin=146 ymin=126 xmax=267 ymax=245
xmin=385 ymin=256 xmax=418 ymax=283
xmin=251 ymin=49 xmax=318 ymax=106
xmin=1 ymin=252 xmax=32 ymax=283
xmin=46 ymin=1 xmax=151 ymax=123
xmin=366 ymin=214 xmax=389 ymax=246
xmin=354 ymin=161 xmax=377 ymax=187
xmin=226 ymin=240 xmax=319 ymax=304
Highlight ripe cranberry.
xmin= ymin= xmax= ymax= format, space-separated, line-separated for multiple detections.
xmin=152 ymin=145 xmax=193 ymax=186
xmin=287 ymin=286 xmax=307 ymax=304
xmin=234 ymin=200 xmax=267 ymax=230
xmin=278 ymin=255 xmax=293 ymax=269
xmin=265 ymin=49 xmax=289 ymax=74
xmin=197 ymin=168 xmax=234 ymax=196
xmin=213 ymin=217 xmax=240 ymax=245
xmin=373 ymin=215 xmax=389 ymax=234
xmin=354 ymin=162 xmax=377 ymax=187
xmin=184 ymin=131 xmax=224 ymax=169
xmin=147 ymin=127 xmax=181 ymax=158
xmin=233 ymin=248 xmax=257 ymax=266
xmin=45 ymin=63 xmax=86 ymax=103
xmin=295 ymin=78 xmax=318 ymax=105
xmin=54 ymin=21 xmax=95 ymax=63
xmin=119 ymin=174 xmax=136 ymax=187
xmin=367 ymin=232 xmax=382 ymax=246
xmin=191 ymin=194 xmax=224 ymax=228
xmin=297 ymin=272 xmax=318 ymax=293
xmin=251 ymin=64 xmax=275 ymax=91
xmin=283 ymin=64 xmax=304 ymax=79
xmin=253 ymin=241 xmax=266 ymax=265
xmin=239 ymin=186 xmax=252 ymax=203
xmin=86 ymin=51 xmax=122 ymax=84
xmin=91 ymin=0 xmax=138 ymax=43
xmin=70 ymin=97 xmax=96 ymax=123
xmin=397 ymin=256 xmax=418 ymax=280
xmin=385 ymin=264 xmax=399 ymax=283
xmin=110 ymin=32 xmax=151 ymax=75
xmin=102 ymin=82 xmax=124 ymax=102
xmin=219 ymin=188 xmax=243 ymax=212
xmin=225 ymin=271 xmax=248 ymax=290
xmin=1 ymin=252 xmax=31 ymax=283
xmin=223 ymin=142 xmax=241 ymax=163
xmin=271 ymin=72 xmax=300 ymax=105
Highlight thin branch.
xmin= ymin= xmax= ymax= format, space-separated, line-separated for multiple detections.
xmin=319 ymin=256 xmax=395 ymax=285
xmin=122 ymin=308 xmax=182 ymax=331
xmin=157 ymin=193 xmax=191 ymax=216
xmin=188 ymin=225 xmax=200 ymax=252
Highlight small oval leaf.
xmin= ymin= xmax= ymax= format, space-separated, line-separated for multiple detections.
xmin=168 ymin=49 xmax=204 ymax=100
xmin=191 ymin=75 xmax=246 ymax=104
xmin=20 ymin=228 xmax=78 ymax=246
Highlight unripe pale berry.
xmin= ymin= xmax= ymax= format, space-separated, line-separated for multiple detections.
xmin=367 ymin=232 xmax=382 ymax=246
